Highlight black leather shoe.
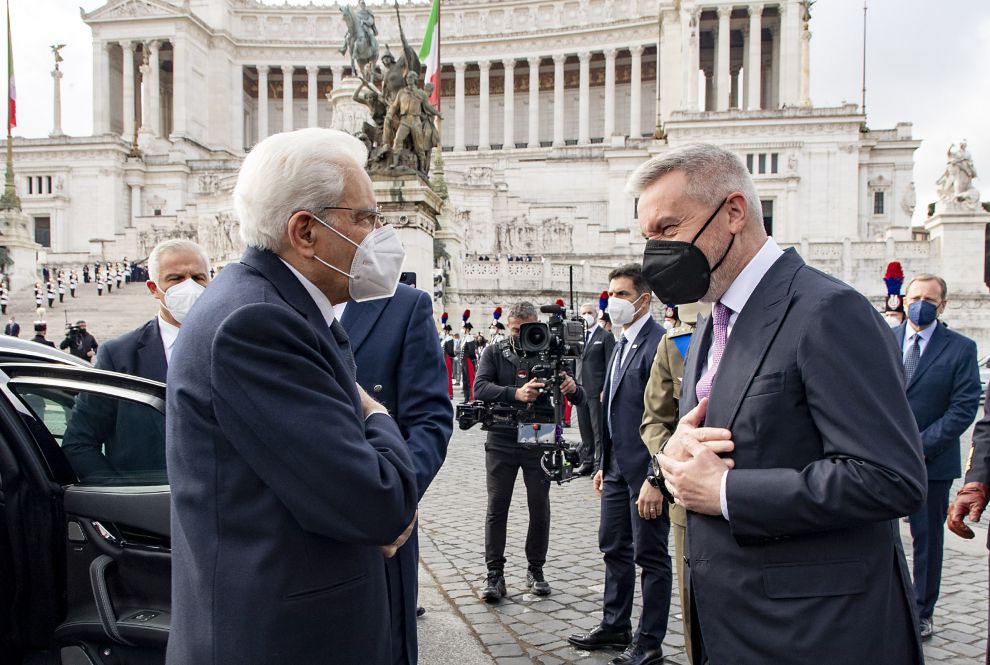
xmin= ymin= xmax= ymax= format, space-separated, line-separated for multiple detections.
xmin=527 ymin=567 xmax=551 ymax=596
xmin=481 ymin=570 xmax=506 ymax=603
xmin=568 ymin=626 xmax=633 ymax=651
xmin=920 ymin=617 xmax=934 ymax=641
xmin=573 ymin=463 xmax=594 ymax=477
xmin=611 ymin=643 xmax=665 ymax=665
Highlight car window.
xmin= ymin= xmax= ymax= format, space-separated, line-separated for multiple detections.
xmin=11 ymin=384 xmax=166 ymax=486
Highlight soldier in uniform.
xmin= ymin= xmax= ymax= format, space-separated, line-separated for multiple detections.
xmin=639 ymin=302 xmax=708 ymax=665
xmin=387 ymin=71 xmax=428 ymax=172
xmin=883 ymin=261 xmax=906 ymax=327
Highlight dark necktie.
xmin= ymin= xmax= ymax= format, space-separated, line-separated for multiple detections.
xmin=606 ymin=336 xmax=628 ymax=435
xmin=329 ymin=318 xmax=357 ymax=379
xmin=696 ymin=302 xmax=732 ymax=402
xmin=904 ymin=334 xmax=922 ymax=383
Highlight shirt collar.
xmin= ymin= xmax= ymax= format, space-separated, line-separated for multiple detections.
xmin=278 ymin=258 xmax=336 ymax=328
xmin=719 ymin=237 xmax=785 ymax=316
xmin=621 ymin=310 xmax=651 ymax=344
xmin=907 ymin=322 xmax=937 ymax=343
xmin=585 ymin=323 xmax=599 ymax=336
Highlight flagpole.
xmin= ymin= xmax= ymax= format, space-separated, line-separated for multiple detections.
xmin=1 ymin=0 xmax=18 ymax=210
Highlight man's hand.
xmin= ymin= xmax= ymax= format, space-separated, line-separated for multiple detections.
xmin=593 ymin=470 xmax=604 ymax=497
xmin=558 ymin=372 xmax=577 ymax=396
xmin=357 ymin=383 xmax=388 ymax=418
xmin=382 ymin=511 xmax=418 ymax=558
xmin=637 ymin=479 xmax=664 ymax=520
xmin=660 ymin=438 xmax=735 ymax=517
xmin=947 ymin=482 xmax=990 ymax=539
xmin=663 ymin=398 xmax=733 ymax=462
xmin=515 ymin=378 xmax=545 ymax=403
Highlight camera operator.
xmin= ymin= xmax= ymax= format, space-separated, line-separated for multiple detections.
xmin=59 ymin=320 xmax=98 ymax=362
xmin=474 ymin=301 xmax=586 ymax=602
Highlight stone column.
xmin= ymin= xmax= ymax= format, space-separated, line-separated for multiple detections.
xmin=578 ymin=51 xmax=591 ymax=145
xmin=747 ymin=4 xmax=763 ymax=110
xmin=478 ymin=60 xmax=490 ymax=150
xmin=770 ymin=24 xmax=780 ymax=108
xmin=779 ymin=0 xmax=800 ymax=105
xmin=689 ymin=10 xmax=701 ymax=111
xmin=281 ymin=66 xmax=294 ymax=132
xmin=307 ymin=65 xmax=319 ymax=128
xmin=257 ymin=65 xmax=269 ymax=142
xmin=502 ymin=59 xmax=515 ymax=150
xmin=454 ymin=62 xmax=466 ymax=151
xmin=171 ymin=35 xmax=188 ymax=137
xmin=121 ymin=41 xmax=136 ymax=140
xmin=231 ymin=62 xmax=244 ymax=150
xmin=716 ymin=6 xmax=731 ymax=111
xmin=148 ymin=41 xmax=161 ymax=136
xmin=730 ymin=67 xmax=740 ymax=109
xmin=799 ymin=14 xmax=811 ymax=106
xmin=50 ymin=67 xmax=64 ymax=137
xmin=704 ymin=68 xmax=714 ymax=110
xmin=552 ymin=54 xmax=566 ymax=147
xmin=139 ymin=57 xmax=151 ymax=132
xmin=604 ymin=48 xmax=617 ymax=138
xmin=527 ymin=57 xmax=540 ymax=148
xmin=630 ymin=46 xmax=643 ymax=138
xmin=93 ymin=41 xmax=111 ymax=134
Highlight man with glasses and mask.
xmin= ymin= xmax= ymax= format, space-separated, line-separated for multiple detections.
xmin=165 ymin=128 xmax=419 ymax=665
xmin=640 ymin=143 xmax=926 ymax=665
xmin=473 ymin=301 xmax=585 ymax=602
xmin=569 ymin=265 xmax=670 ymax=665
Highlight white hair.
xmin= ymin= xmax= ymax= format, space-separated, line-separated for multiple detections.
xmin=625 ymin=143 xmax=763 ymax=224
xmin=148 ymin=239 xmax=211 ymax=283
xmin=234 ymin=128 xmax=369 ymax=251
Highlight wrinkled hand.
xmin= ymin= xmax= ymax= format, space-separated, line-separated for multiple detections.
xmin=637 ymin=480 xmax=664 ymax=520
xmin=947 ymin=482 xmax=990 ymax=539
xmin=658 ymin=400 xmax=735 ymax=516
xmin=515 ymin=378 xmax=545 ymax=403
xmin=662 ymin=398 xmax=733 ymax=463
xmin=559 ymin=372 xmax=577 ymax=396
xmin=357 ymin=383 xmax=388 ymax=418
xmin=382 ymin=511 xmax=418 ymax=558
xmin=593 ymin=470 xmax=604 ymax=497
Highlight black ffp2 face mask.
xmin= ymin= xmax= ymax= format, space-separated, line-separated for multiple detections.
xmin=642 ymin=197 xmax=733 ymax=305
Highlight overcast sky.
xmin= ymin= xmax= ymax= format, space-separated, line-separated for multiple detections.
xmin=5 ymin=0 xmax=988 ymax=225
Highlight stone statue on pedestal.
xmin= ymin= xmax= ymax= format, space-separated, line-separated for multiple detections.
xmin=340 ymin=0 xmax=378 ymax=82
xmin=937 ymin=140 xmax=980 ymax=209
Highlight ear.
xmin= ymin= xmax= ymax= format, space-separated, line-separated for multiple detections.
xmin=286 ymin=211 xmax=321 ymax=258
xmin=146 ymin=280 xmax=159 ymax=296
xmin=725 ymin=192 xmax=749 ymax=235
xmin=938 ymin=299 xmax=948 ymax=316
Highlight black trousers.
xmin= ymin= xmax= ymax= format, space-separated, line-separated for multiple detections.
xmin=484 ymin=443 xmax=550 ymax=572
xmin=908 ymin=478 xmax=953 ymax=620
xmin=599 ymin=454 xmax=672 ymax=649
xmin=576 ymin=393 xmax=603 ymax=468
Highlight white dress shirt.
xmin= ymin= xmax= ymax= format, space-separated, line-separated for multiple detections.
xmin=705 ymin=237 xmax=785 ymax=521
xmin=333 ymin=301 xmax=347 ymax=322
xmin=616 ymin=311 xmax=650 ymax=368
xmin=279 ymin=259 xmax=336 ymax=327
xmin=158 ymin=314 xmax=180 ymax=364
xmin=902 ymin=321 xmax=937 ymax=360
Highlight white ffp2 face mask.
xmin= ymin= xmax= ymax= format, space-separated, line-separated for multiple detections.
xmin=608 ymin=294 xmax=645 ymax=327
xmin=163 ymin=278 xmax=206 ymax=324
xmin=313 ymin=216 xmax=406 ymax=302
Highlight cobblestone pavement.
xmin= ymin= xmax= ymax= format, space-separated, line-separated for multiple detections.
xmin=419 ymin=413 xmax=990 ymax=665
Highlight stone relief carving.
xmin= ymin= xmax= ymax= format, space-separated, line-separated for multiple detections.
xmin=494 ymin=215 xmax=573 ymax=255
xmin=901 ymin=181 xmax=917 ymax=216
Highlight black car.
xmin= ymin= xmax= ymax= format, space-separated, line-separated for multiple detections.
xmin=0 ymin=339 xmax=169 ymax=665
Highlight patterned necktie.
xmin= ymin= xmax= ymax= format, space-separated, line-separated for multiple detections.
xmin=329 ymin=318 xmax=357 ymax=379
xmin=904 ymin=334 xmax=922 ymax=383
xmin=695 ymin=302 xmax=732 ymax=402
xmin=606 ymin=336 xmax=628 ymax=435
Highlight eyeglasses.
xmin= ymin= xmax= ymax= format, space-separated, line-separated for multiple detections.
xmin=321 ymin=206 xmax=386 ymax=230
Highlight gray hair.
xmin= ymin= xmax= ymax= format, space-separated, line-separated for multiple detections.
xmin=625 ymin=143 xmax=762 ymax=224
xmin=508 ymin=301 xmax=538 ymax=321
xmin=234 ymin=128 xmax=368 ymax=251
xmin=148 ymin=239 xmax=211 ymax=283
xmin=579 ymin=301 xmax=596 ymax=311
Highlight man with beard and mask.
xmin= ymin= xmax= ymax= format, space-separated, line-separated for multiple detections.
xmin=568 ymin=265 xmax=670 ymax=665
xmin=574 ymin=301 xmax=615 ymax=476
xmin=473 ymin=301 xmax=585 ymax=602
xmin=892 ymin=273 xmax=980 ymax=641
xmin=165 ymin=128 xmax=418 ymax=665
xmin=61 ymin=239 xmax=210 ymax=484
xmin=640 ymin=143 xmax=926 ymax=664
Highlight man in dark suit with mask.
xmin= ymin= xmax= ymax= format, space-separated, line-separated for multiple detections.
xmin=893 ymin=273 xmax=980 ymax=640
xmin=336 ymin=284 xmax=453 ymax=665
xmin=575 ymin=301 xmax=615 ymax=475
xmin=641 ymin=143 xmax=926 ymax=665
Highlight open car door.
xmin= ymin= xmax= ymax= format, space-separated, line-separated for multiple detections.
xmin=0 ymin=363 xmax=168 ymax=665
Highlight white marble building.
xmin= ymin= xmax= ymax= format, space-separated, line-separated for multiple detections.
xmin=5 ymin=0 xmax=989 ymax=350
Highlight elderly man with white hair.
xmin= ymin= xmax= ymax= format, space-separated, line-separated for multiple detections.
xmin=165 ymin=128 xmax=418 ymax=665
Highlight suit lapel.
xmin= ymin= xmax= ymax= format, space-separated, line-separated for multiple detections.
xmin=707 ymin=250 xmax=802 ymax=430
xmin=907 ymin=324 xmax=949 ymax=390
xmin=615 ymin=318 xmax=658 ymax=392
xmin=340 ymin=298 xmax=388 ymax=353
xmin=136 ymin=319 xmax=168 ymax=383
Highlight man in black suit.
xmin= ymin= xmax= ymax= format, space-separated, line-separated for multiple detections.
xmin=568 ymin=266 xmax=670 ymax=665
xmin=641 ymin=143 xmax=926 ymax=664
xmin=165 ymin=128 xmax=419 ymax=664
xmin=61 ymin=239 xmax=211 ymax=483
xmin=575 ymin=301 xmax=615 ymax=475
xmin=31 ymin=322 xmax=54 ymax=347
xmin=4 ymin=315 xmax=19 ymax=337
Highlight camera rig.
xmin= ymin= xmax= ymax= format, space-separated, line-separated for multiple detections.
xmin=456 ymin=303 xmax=586 ymax=484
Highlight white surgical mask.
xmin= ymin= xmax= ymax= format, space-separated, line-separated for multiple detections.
xmin=163 ymin=278 xmax=206 ymax=324
xmin=582 ymin=313 xmax=596 ymax=328
xmin=312 ymin=215 xmax=406 ymax=302
xmin=885 ymin=316 xmax=902 ymax=328
xmin=608 ymin=294 xmax=645 ymax=327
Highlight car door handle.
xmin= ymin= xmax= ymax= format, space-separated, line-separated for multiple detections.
xmin=89 ymin=555 xmax=134 ymax=647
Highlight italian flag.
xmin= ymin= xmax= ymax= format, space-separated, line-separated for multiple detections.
xmin=418 ymin=0 xmax=440 ymax=109
xmin=6 ymin=0 xmax=13 ymax=131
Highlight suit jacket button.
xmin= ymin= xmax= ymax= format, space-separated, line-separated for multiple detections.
xmin=374 ymin=384 xmax=383 ymax=393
